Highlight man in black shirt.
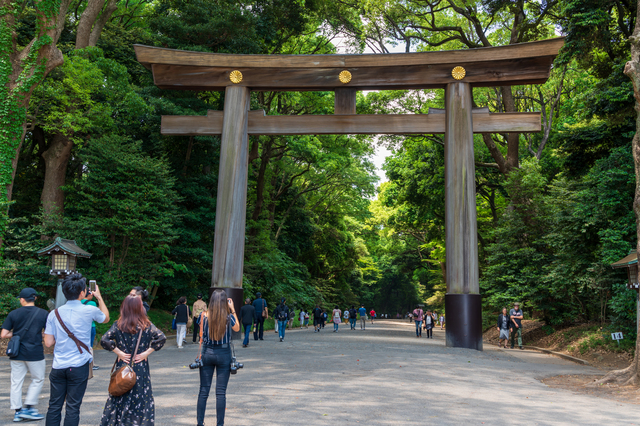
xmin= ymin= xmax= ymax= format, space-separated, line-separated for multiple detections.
xmin=312 ymin=305 xmax=323 ymax=333
xmin=509 ymin=302 xmax=524 ymax=349
xmin=252 ymin=292 xmax=268 ymax=341
xmin=348 ymin=306 xmax=358 ymax=330
xmin=240 ymin=298 xmax=255 ymax=348
xmin=1 ymin=288 xmax=49 ymax=422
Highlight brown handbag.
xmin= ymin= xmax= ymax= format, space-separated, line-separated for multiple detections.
xmin=108 ymin=328 xmax=143 ymax=397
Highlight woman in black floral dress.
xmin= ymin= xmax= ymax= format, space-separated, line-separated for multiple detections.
xmin=100 ymin=296 xmax=166 ymax=426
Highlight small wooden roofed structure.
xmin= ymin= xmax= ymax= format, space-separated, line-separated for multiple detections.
xmin=36 ymin=237 xmax=92 ymax=258
xmin=612 ymin=251 xmax=639 ymax=290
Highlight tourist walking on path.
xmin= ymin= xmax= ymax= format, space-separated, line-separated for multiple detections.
xmin=100 ymin=296 xmax=166 ymax=426
xmin=412 ymin=306 xmax=423 ymax=338
xmin=321 ymin=310 xmax=327 ymax=329
xmin=239 ymin=298 xmax=254 ymax=348
xmin=274 ymin=299 xmax=290 ymax=342
xmin=252 ymin=293 xmax=267 ymax=341
xmin=2 ymin=287 xmax=49 ymax=422
xmin=497 ymin=308 xmax=510 ymax=348
xmin=423 ymin=310 xmax=434 ymax=338
xmin=332 ymin=307 xmax=342 ymax=332
xmin=80 ymin=292 xmax=100 ymax=370
xmin=288 ymin=308 xmax=295 ymax=329
xmin=172 ymin=297 xmax=190 ymax=349
xmin=44 ymin=274 xmax=110 ymax=426
xmin=510 ymin=302 xmax=524 ymax=349
xmin=348 ymin=306 xmax=357 ymax=330
xmin=369 ymin=309 xmax=376 ymax=324
xmin=358 ymin=305 xmax=367 ymax=330
xmin=312 ymin=305 xmax=323 ymax=332
xmin=343 ymin=309 xmax=349 ymax=324
xmin=192 ymin=294 xmax=207 ymax=343
xmin=129 ymin=287 xmax=150 ymax=313
xmin=439 ymin=314 xmax=445 ymax=330
xmin=299 ymin=309 xmax=306 ymax=329
xmin=196 ymin=290 xmax=240 ymax=426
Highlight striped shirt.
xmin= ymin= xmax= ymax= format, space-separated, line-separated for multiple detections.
xmin=201 ymin=314 xmax=236 ymax=346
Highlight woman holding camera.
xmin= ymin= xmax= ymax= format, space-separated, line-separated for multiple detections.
xmin=196 ymin=290 xmax=240 ymax=426
xmin=100 ymin=296 xmax=166 ymax=425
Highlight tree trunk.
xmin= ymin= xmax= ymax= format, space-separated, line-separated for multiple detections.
xmin=41 ymin=133 xmax=73 ymax=220
xmin=88 ymin=0 xmax=119 ymax=47
xmin=593 ymin=0 xmax=640 ymax=387
xmin=75 ymin=0 xmax=106 ymax=49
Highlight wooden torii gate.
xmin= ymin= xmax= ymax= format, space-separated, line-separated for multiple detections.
xmin=135 ymin=38 xmax=563 ymax=350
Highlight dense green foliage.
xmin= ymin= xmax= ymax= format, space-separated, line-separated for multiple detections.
xmin=0 ymin=0 xmax=637 ymax=345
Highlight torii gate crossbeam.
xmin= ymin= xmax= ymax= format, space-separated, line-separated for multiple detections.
xmin=135 ymin=38 xmax=563 ymax=350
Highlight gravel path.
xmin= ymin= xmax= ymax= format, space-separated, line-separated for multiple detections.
xmin=0 ymin=320 xmax=635 ymax=425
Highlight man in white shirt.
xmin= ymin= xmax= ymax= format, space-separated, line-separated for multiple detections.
xmin=44 ymin=274 xmax=109 ymax=426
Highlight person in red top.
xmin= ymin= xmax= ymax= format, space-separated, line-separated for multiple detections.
xmin=369 ymin=309 xmax=376 ymax=324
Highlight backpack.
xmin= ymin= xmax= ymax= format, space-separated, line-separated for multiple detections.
xmin=349 ymin=309 xmax=357 ymax=319
xmin=334 ymin=310 xmax=340 ymax=319
xmin=276 ymin=306 xmax=288 ymax=321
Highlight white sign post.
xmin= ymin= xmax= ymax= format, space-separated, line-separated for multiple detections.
xmin=611 ymin=332 xmax=624 ymax=346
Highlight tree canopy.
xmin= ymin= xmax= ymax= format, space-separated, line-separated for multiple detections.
xmin=0 ymin=0 xmax=636 ymax=345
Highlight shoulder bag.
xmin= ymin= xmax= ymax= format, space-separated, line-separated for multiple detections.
xmin=6 ymin=309 xmax=40 ymax=359
xmin=261 ymin=299 xmax=267 ymax=318
xmin=187 ymin=306 xmax=193 ymax=329
xmin=108 ymin=328 xmax=143 ymax=397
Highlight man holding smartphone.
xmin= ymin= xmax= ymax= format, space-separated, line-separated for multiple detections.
xmin=44 ymin=273 xmax=109 ymax=426
xmin=80 ymin=280 xmax=99 ymax=370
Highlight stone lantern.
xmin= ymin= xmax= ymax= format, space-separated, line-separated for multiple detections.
xmin=37 ymin=237 xmax=92 ymax=308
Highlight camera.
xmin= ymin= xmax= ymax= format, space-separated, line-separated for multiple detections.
xmin=189 ymin=359 xmax=203 ymax=370
xmin=229 ymin=357 xmax=243 ymax=374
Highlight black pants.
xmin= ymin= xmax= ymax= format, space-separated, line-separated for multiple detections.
xmin=253 ymin=317 xmax=264 ymax=340
xmin=193 ymin=317 xmax=200 ymax=342
xmin=197 ymin=346 xmax=231 ymax=426
xmin=425 ymin=327 xmax=433 ymax=338
xmin=45 ymin=361 xmax=90 ymax=426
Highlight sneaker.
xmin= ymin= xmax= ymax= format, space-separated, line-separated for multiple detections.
xmin=519 ymin=346 xmax=524 ymax=350
xmin=13 ymin=411 xmax=23 ymax=422
xmin=18 ymin=408 xmax=44 ymax=421
xmin=178 ymin=346 xmax=183 ymax=349
xmin=92 ymin=365 xmax=100 ymax=371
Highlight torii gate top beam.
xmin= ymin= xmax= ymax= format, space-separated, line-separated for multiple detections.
xmin=134 ymin=38 xmax=563 ymax=92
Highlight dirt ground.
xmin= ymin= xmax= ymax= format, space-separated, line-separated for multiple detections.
xmin=542 ymin=374 xmax=640 ymax=405
xmin=483 ymin=320 xmax=633 ymax=370
xmin=484 ymin=320 xmax=640 ymax=405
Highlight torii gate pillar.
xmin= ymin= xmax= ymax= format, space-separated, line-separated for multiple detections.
xmin=444 ymin=82 xmax=482 ymax=350
xmin=210 ymin=85 xmax=250 ymax=309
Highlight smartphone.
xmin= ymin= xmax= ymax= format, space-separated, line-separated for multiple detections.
xmin=89 ymin=280 xmax=96 ymax=292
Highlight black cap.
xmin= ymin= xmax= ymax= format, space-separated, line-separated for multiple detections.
xmin=18 ymin=288 xmax=37 ymax=301
xmin=281 ymin=297 xmax=286 ymax=304
xmin=256 ymin=292 xmax=262 ymax=297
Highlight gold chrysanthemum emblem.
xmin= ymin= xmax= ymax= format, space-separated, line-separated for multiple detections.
xmin=339 ymin=70 xmax=352 ymax=84
xmin=451 ymin=66 xmax=466 ymax=80
xmin=229 ymin=70 xmax=243 ymax=84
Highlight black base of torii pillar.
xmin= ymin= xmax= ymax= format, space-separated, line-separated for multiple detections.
xmin=210 ymin=85 xmax=250 ymax=332
xmin=444 ymin=82 xmax=483 ymax=351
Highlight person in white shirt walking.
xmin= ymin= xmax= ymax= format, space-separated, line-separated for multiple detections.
xmin=44 ymin=274 xmax=110 ymax=426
